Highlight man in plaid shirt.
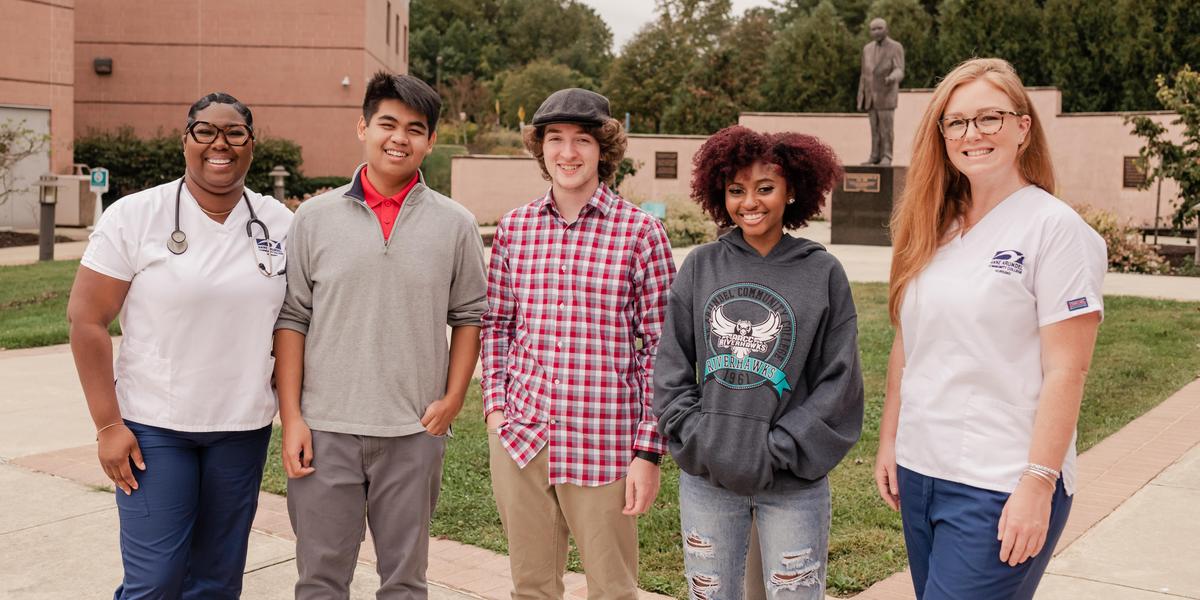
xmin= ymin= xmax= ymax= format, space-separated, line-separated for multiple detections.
xmin=481 ymin=88 xmax=676 ymax=599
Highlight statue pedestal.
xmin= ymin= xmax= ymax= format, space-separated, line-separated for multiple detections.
xmin=831 ymin=165 xmax=905 ymax=246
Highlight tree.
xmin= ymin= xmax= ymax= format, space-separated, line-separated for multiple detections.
xmin=0 ymin=119 xmax=49 ymax=209
xmin=936 ymin=0 xmax=1048 ymax=86
xmin=1127 ymin=65 xmax=1200 ymax=261
xmin=1114 ymin=0 xmax=1200 ymax=111
xmin=494 ymin=60 xmax=595 ymax=128
xmin=604 ymin=20 xmax=691 ymax=133
xmin=866 ymin=0 xmax=937 ymax=89
xmin=662 ymin=7 xmax=776 ymax=134
xmin=1043 ymin=0 xmax=1123 ymax=112
xmin=760 ymin=1 xmax=859 ymax=112
xmin=772 ymin=0 xmax=873 ymax=32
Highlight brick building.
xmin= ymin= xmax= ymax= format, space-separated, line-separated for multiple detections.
xmin=74 ymin=0 xmax=410 ymax=177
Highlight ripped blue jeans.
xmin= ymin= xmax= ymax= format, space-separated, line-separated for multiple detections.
xmin=678 ymin=471 xmax=830 ymax=599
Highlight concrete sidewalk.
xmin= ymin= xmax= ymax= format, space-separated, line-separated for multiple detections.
xmin=4 ymin=221 xmax=1199 ymax=301
xmin=0 ymin=343 xmax=669 ymax=600
xmin=3 ymin=344 xmax=1200 ymax=599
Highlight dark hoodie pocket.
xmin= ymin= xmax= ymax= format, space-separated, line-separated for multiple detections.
xmin=672 ymin=410 xmax=774 ymax=495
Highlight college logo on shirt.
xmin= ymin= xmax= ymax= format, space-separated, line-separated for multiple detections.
xmin=702 ymin=283 xmax=795 ymax=397
xmin=256 ymin=238 xmax=285 ymax=257
xmin=989 ymin=249 xmax=1025 ymax=275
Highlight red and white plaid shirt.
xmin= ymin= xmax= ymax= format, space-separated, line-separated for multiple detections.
xmin=481 ymin=184 xmax=676 ymax=486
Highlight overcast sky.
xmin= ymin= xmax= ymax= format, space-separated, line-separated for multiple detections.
xmin=578 ymin=0 xmax=776 ymax=53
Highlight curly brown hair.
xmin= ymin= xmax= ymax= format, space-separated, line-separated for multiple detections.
xmin=522 ymin=118 xmax=628 ymax=186
xmin=690 ymin=126 xmax=843 ymax=229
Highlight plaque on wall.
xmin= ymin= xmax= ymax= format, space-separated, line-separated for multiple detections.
xmin=843 ymin=172 xmax=881 ymax=193
xmin=1123 ymin=156 xmax=1148 ymax=189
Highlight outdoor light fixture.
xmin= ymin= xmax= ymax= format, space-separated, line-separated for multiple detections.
xmin=341 ymin=76 xmax=351 ymax=87
xmin=93 ymin=57 xmax=113 ymax=75
xmin=269 ymin=165 xmax=289 ymax=202
xmin=37 ymin=174 xmax=59 ymax=261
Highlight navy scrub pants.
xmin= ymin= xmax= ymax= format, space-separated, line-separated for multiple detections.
xmin=897 ymin=465 xmax=1072 ymax=600
xmin=113 ymin=420 xmax=272 ymax=600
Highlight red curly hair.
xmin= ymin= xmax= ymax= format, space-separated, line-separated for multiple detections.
xmin=690 ymin=126 xmax=842 ymax=229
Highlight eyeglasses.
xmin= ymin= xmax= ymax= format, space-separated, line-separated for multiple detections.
xmin=187 ymin=121 xmax=254 ymax=146
xmin=937 ymin=110 xmax=1022 ymax=141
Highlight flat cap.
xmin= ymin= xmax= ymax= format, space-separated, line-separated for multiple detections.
xmin=531 ymin=88 xmax=611 ymax=126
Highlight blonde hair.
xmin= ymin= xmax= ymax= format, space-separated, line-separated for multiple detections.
xmin=887 ymin=57 xmax=1055 ymax=324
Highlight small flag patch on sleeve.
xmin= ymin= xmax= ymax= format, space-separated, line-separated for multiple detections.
xmin=1067 ymin=297 xmax=1089 ymax=311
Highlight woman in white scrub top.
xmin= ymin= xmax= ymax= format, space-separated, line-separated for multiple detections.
xmin=67 ymin=92 xmax=293 ymax=599
xmin=872 ymin=58 xmax=1106 ymax=600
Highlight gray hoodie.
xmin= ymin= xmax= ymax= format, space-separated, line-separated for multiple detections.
xmin=653 ymin=229 xmax=864 ymax=495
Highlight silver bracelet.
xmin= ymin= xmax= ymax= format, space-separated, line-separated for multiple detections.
xmin=1026 ymin=462 xmax=1061 ymax=480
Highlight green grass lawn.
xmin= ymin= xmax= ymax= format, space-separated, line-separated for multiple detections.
xmin=0 ymin=260 xmax=118 ymax=349
xmin=4 ymin=260 xmax=1199 ymax=596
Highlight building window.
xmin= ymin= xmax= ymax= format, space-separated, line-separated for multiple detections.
xmin=1123 ymin=156 xmax=1148 ymax=188
xmin=386 ymin=2 xmax=391 ymax=45
xmin=395 ymin=16 xmax=401 ymax=54
xmin=403 ymin=25 xmax=408 ymax=63
xmin=656 ymin=152 xmax=678 ymax=179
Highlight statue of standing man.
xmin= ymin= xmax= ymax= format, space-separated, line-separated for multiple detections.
xmin=857 ymin=18 xmax=905 ymax=166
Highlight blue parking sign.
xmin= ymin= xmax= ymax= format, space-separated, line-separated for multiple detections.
xmin=89 ymin=168 xmax=109 ymax=193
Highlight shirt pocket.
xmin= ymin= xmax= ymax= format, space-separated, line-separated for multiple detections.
xmin=959 ymin=393 xmax=1037 ymax=488
xmin=115 ymin=338 xmax=172 ymax=419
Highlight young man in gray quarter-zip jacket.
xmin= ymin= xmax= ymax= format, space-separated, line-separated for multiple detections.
xmin=273 ymin=71 xmax=487 ymax=600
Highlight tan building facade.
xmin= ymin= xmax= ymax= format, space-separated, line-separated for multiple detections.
xmin=0 ymin=0 xmax=75 ymax=228
xmin=73 ymin=0 xmax=410 ymax=178
xmin=452 ymin=88 xmax=1182 ymax=228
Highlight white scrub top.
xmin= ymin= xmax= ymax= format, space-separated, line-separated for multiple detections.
xmin=896 ymin=185 xmax=1106 ymax=495
xmin=82 ymin=179 xmax=293 ymax=432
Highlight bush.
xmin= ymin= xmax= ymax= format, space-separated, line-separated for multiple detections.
xmin=424 ymin=144 xmax=469 ymax=196
xmin=470 ymin=127 xmax=526 ymax=156
xmin=1077 ymin=206 xmax=1169 ymax=274
xmin=630 ymin=194 xmax=717 ymax=248
xmin=74 ymin=128 xmax=309 ymax=205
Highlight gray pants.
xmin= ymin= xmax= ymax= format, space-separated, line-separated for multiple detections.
xmin=288 ymin=429 xmax=446 ymax=600
xmin=868 ymin=108 xmax=895 ymax=164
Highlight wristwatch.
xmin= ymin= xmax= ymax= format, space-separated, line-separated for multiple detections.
xmin=634 ymin=450 xmax=662 ymax=465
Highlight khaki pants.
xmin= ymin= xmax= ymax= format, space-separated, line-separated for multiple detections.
xmin=489 ymin=431 xmax=638 ymax=600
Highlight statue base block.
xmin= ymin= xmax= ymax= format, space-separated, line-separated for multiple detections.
xmin=831 ymin=165 xmax=906 ymax=246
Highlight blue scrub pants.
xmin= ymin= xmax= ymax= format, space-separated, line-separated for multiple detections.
xmin=113 ymin=420 xmax=271 ymax=600
xmin=897 ymin=465 xmax=1072 ymax=600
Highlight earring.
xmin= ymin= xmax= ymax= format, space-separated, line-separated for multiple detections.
xmin=787 ymin=197 xmax=795 ymax=205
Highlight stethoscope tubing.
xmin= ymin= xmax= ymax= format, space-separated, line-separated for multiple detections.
xmin=167 ymin=178 xmax=269 ymax=255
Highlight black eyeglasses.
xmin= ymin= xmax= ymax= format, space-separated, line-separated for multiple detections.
xmin=187 ymin=121 xmax=254 ymax=146
xmin=937 ymin=110 xmax=1023 ymax=141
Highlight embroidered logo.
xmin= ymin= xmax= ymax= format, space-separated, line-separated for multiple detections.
xmin=256 ymin=238 xmax=285 ymax=256
xmin=1067 ymin=297 xmax=1089 ymax=311
xmin=989 ymin=249 xmax=1025 ymax=275
xmin=702 ymin=283 xmax=795 ymax=397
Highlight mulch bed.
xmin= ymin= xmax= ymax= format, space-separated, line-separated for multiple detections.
xmin=0 ymin=231 xmax=74 ymax=249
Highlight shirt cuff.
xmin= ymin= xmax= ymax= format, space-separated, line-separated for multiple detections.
xmin=482 ymin=387 xmax=506 ymax=418
xmin=633 ymin=420 xmax=667 ymax=454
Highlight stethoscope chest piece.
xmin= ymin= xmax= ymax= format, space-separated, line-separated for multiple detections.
xmin=167 ymin=229 xmax=188 ymax=255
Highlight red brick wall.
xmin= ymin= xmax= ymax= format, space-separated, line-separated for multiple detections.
xmin=74 ymin=0 xmax=409 ymax=179
xmin=0 ymin=0 xmax=75 ymax=173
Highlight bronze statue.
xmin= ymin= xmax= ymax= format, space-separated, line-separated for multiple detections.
xmin=857 ymin=18 xmax=905 ymax=166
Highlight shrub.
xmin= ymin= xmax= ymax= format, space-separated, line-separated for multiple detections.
xmin=470 ymin=127 xmax=525 ymax=156
xmin=424 ymin=145 xmax=469 ymax=196
xmin=74 ymin=128 xmax=308 ymax=205
xmin=1076 ymin=206 xmax=1169 ymax=274
xmin=630 ymin=194 xmax=717 ymax=248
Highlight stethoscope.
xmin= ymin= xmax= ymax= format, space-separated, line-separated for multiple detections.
xmin=167 ymin=178 xmax=285 ymax=277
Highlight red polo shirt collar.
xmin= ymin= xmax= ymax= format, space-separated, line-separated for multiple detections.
xmin=361 ymin=168 xmax=419 ymax=241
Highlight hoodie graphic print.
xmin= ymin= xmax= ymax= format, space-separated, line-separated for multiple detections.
xmin=654 ymin=229 xmax=865 ymax=495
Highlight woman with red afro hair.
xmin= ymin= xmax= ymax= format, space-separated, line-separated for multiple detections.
xmin=654 ymin=126 xmax=864 ymax=597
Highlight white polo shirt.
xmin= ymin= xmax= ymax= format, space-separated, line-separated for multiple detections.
xmin=82 ymin=179 xmax=293 ymax=432
xmin=895 ymin=185 xmax=1106 ymax=495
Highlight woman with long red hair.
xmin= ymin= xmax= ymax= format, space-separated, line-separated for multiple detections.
xmin=873 ymin=58 xmax=1106 ymax=599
